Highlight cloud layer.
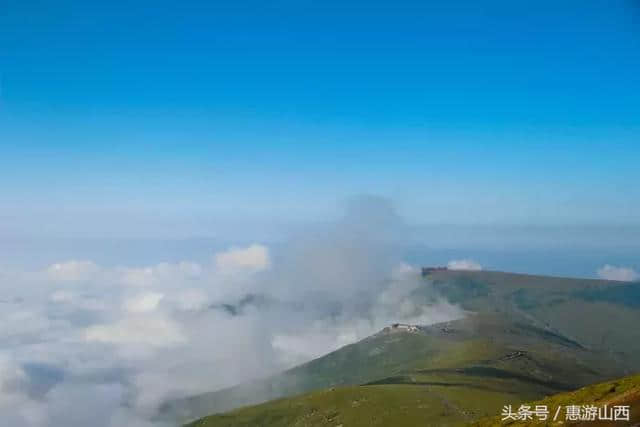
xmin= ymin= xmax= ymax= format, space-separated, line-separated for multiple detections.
xmin=597 ymin=264 xmax=639 ymax=282
xmin=0 ymin=197 xmax=463 ymax=426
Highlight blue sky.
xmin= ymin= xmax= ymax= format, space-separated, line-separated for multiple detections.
xmin=1 ymin=0 xmax=640 ymax=238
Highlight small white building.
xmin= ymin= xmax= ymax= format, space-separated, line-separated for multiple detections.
xmin=390 ymin=323 xmax=419 ymax=332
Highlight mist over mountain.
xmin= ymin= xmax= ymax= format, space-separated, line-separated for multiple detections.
xmin=0 ymin=196 xmax=467 ymax=426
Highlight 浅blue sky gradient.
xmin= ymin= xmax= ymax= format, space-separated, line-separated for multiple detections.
xmin=1 ymin=0 xmax=639 ymax=238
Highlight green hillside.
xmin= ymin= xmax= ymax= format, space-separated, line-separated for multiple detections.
xmin=181 ymin=313 xmax=632 ymax=426
xmin=187 ymin=373 xmax=640 ymax=427
xmin=185 ymin=384 xmax=497 ymax=427
xmin=165 ymin=270 xmax=640 ymax=426
xmin=426 ymin=270 xmax=640 ymax=361
xmin=473 ymin=373 xmax=640 ymax=426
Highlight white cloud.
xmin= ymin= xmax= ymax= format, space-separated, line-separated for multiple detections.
xmin=271 ymin=330 xmax=356 ymax=365
xmin=272 ymin=263 xmax=464 ymax=367
xmin=50 ymin=290 xmax=75 ymax=303
xmin=0 ymin=354 xmax=28 ymax=405
xmin=119 ymin=267 xmax=156 ymax=287
xmin=176 ymin=261 xmax=203 ymax=278
xmin=0 ymin=197 xmax=467 ymax=426
xmin=118 ymin=262 xmax=203 ymax=287
xmin=214 ymin=244 xmax=270 ymax=273
xmin=46 ymin=260 xmax=100 ymax=282
xmin=84 ymin=315 xmax=185 ymax=347
xmin=173 ymin=289 xmax=208 ymax=311
xmin=123 ymin=292 xmax=164 ymax=313
xmin=447 ymin=259 xmax=483 ymax=271
xmin=597 ymin=265 xmax=639 ymax=282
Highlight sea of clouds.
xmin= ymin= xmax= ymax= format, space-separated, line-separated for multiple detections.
xmin=0 ymin=196 xmax=467 ymax=426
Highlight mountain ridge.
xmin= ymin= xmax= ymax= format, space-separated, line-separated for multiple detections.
xmin=162 ymin=269 xmax=640 ymax=425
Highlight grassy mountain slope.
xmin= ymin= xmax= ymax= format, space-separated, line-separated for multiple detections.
xmin=176 ymin=313 xmax=629 ymax=426
xmin=426 ymin=270 xmax=640 ymax=363
xmin=167 ymin=270 xmax=640 ymax=425
xmin=185 ymin=384 xmax=503 ymax=427
xmin=187 ymin=373 xmax=640 ymax=427
xmin=473 ymin=373 xmax=640 ymax=426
